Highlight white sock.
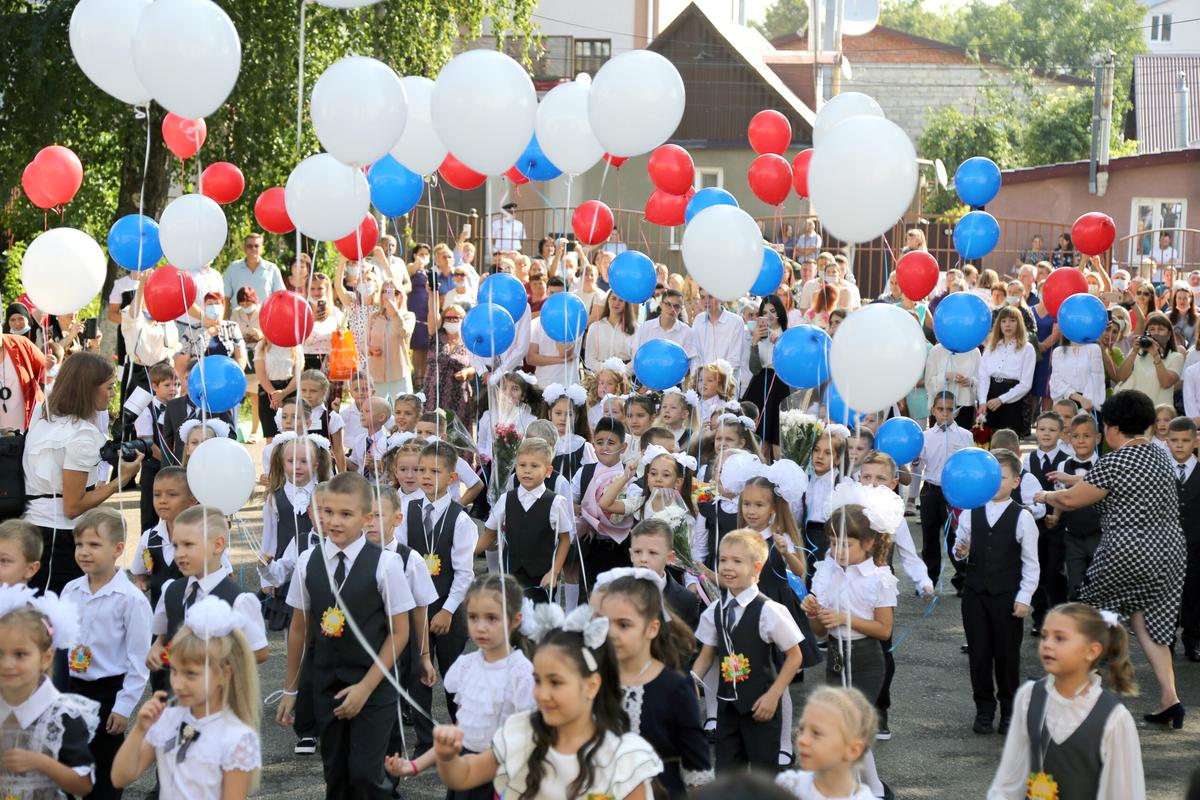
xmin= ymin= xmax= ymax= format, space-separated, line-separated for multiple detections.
xmin=561 ymin=582 xmax=580 ymax=611
xmin=485 ymin=549 xmax=499 ymax=574
xmin=778 ymin=689 xmax=793 ymax=762
xmin=703 ymin=665 xmax=718 ymax=727
xmin=858 ymin=749 xmax=885 ymax=797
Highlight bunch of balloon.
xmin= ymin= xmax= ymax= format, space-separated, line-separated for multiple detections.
xmin=645 ymin=144 xmax=694 ymax=227
xmin=747 ymin=109 xmax=793 ymax=206
xmin=22 ymin=146 xmax=84 ymax=210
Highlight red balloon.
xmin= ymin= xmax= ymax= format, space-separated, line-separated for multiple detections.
xmin=439 ymin=154 xmax=486 ymax=190
xmin=162 ymin=113 xmax=207 ymax=160
xmin=21 ymin=162 xmax=56 ymax=209
xmin=505 ymin=166 xmax=529 ymax=186
xmin=200 ymin=162 xmax=245 ymax=205
xmin=572 ymin=201 xmax=614 ymax=246
xmin=260 ymin=290 xmax=315 ymax=347
xmin=748 ymin=110 xmax=792 ymax=156
xmin=31 ymin=146 xmax=83 ymax=206
xmin=747 ymin=154 xmax=792 ymax=206
xmin=145 ymin=265 xmax=198 ymax=322
xmin=645 ymin=188 xmax=693 ymax=227
xmin=792 ymin=149 xmax=813 ymax=198
xmin=1071 ymin=212 xmax=1116 ymax=256
xmin=647 ymin=144 xmax=694 ymax=195
xmin=603 ymin=153 xmax=628 ymax=169
xmin=334 ymin=216 xmax=380 ymax=260
xmin=254 ymin=187 xmax=294 ymax=235
xmin=896 ymin=251 xmax=939 ymax=302
xmin=1042 ymin=268 xmax=1089 ymax=318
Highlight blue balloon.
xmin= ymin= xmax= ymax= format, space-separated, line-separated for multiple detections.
xmin=187 ymin=355 xmax=246 ymax=414
xmin=942 ymin=447 xmax=1002 ymax=510
xmin=368 ymin=155 xmax=424 ymax=217
xmin=107 ymin=214 xmax=162 ymax=271
xmin=875 ymin=417 xmax=924 ymax=464
xmin=461 ymin=303 xmax=515 ymax=357
xmin=634 ymin=339 xmax=689 ymax=390
xmin=477 ymin=273 xmax=528 ymax=322
xmin=933 ymin=292 xmax=992 ymax=353
xmin=953 ymin=211 xmax=1000 ymax=260
xmin=751 ymin=247 xmax=784 ymax=296
xmin=608 ymin=251 xmax=656 ymax=304
xmin=516 ymin=135 xmax=562 ymax=182
xmin=540 ymin=292 xmax=587 ymax=343
xmin=1057 ymin=294 xmax=1107 ymax=344
xmin=685 ymin=188 xmax=738 ymax=224
xmin=954 ymin=156 xmax=1002 ymax=208
xmin=774 ymin=326 xmax=831 ymax=389
xmin=826 ymin=381 xmax=862 ymax=428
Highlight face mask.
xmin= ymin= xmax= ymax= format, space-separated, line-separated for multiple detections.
xmin=824 ymin=274 xmax=838 ymax=283
xmin=443 ymin=322 xmax=461 ymax=335
xmin=241 ymin=303 xmax=259 ymax=314
xmin=357 ymin=282 xmax=374 ymax=298
xmin=453 ymin=278 xmax=466 ymax=286
xmin=8 ymin=323 xmax=29 ymax=335
xmin=1005 ymin=296 xmax=1020 ymax=305
xmin=204 ymin=304 xmax=222 ymax=320
xmin=1113 ymin=279 xmax=1128 ymax=291
xmin=1087 ymin=285 xmax=1099 ymax=295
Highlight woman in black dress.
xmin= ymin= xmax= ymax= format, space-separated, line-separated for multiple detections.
xmin=1035 ymin=389 xmax=1186 ymax=727
xmin=743 ymin=294 xmax=790 ymax=462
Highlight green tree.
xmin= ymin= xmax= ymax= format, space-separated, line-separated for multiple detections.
xmin=753 ymin=0 xmax=808 ymax=41
xmin=1020 ymin=89 xmax=1094 ymax=167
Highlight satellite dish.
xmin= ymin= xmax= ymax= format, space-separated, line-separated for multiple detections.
xmin=842 ymin=0 xmax=880 ymax=37
xmin=935 ymin=158 xmax=949 ymax=189
xmin=840 ymin=57 xmax=854 ymax=80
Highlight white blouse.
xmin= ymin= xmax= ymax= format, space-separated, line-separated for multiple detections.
xmin=809 ymin=556 xmax=899 ymax=641
xmin=977 ymin=340 xmax=1036 ymax=404
xmin=443 ymin=649 xmax=534 ymax=753
xmin=776 ymin=770 xmax=875 ymax=800
xmin=146 ymin=707 xmax=261 ymax=800
xmin=584 ymin=318 xmax=635 ymax=374
xmin=924 ymin=344 xmax=981 ymax=408
xmin=1048 ymin=344 xmax=1105 ymax=409
xmin=22 ymin=409 xmax=107 ymax=529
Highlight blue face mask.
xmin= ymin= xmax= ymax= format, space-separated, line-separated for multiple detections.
xmin=204 ymin=304 xmax=222 ymax=320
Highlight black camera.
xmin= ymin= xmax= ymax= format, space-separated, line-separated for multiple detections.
xmin=100 ymin=436 xmax=154 ymax=463
xmin=1138 ymin=335 xmax=1154 ymax=350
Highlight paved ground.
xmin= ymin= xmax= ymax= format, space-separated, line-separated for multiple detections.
xmin=104 ymin=438 xmax=1200 ymax=798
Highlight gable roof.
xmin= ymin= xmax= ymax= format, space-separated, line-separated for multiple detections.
xmin=1132 ymin=54 xmax=1200 ymax=154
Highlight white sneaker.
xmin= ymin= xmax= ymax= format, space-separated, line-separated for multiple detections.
xmin=294 ymin=737 xmax=318 ymax=754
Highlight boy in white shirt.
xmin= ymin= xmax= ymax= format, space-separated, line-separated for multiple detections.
xmin=912 ymin=391 xmax=973 ymax=592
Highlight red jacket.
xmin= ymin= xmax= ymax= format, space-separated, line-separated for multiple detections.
xmin=2 ymin=334 xmax=45 ymax=429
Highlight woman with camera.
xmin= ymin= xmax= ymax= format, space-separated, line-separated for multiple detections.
xmin=22 ymin=352 xmax=143 ymax=594
xmin=1105 ymin=312 xmax=1183 ymax=407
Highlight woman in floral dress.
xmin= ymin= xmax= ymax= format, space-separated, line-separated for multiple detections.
xmin=423 ymin=298 xmax=475 ymax=424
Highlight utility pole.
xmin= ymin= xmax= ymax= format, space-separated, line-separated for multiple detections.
xmin=1088 ymin=50 xmax=1114 ymax=196
xmin=1178 ymin=70 xmax=1191 ymax=149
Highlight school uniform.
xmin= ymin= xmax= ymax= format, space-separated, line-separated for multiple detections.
xmin=552 ymin=433 xmax=596 ymax=484
xmin=810 ymin=556 xmax=897 ymax=700
xmin=663 ymin=568 xmax=703 ymax=631
xmin=129 ymin=521 xmax=182 ymax=612
xmin=136 ymin=397 xmax=169 ymax=532
xmin=916 ymin=422 xmax=974 ymax=588
xmin=307 ymin=404 xmax=344 ymax=441
xmin=1024 ymin=448 xmax=1068 ymax=628
xmin=954 ymin=499 xmax=1040 ymax=725
xmin=260 ymin=483 xmax=316 ymax=631
xmin=977 ymin=341 xmax=1036 ymax=436
xmin=1175 ymin=456 xmax=1200 ymax=657
xmin=1058 ymin=453 xmax=1102 ymax=600
xmin=801 ymin=469 xmax=840 ymax=575
xmin=575 ymin=461 xmax=636 ymax=592
xmin=697 ymin=585 xmax=804 ymax=773
xmin=62 ymin=571 xmax=153 ymax=800
xmin=153 ymin=567 xmax=269 ymax=654
xmin=486 ymin=483 xmax=573 ymax=600
xmin=159 ymin=396 xmax=237 ymax=465
xmin=347 ymin=428 xmax=389 ymax=480
xmin=406 ymin=492 xmax=478 ymax=754
xmin=695 ymin=496 xmax=740 ymax=573
xmin=0 ymin=678 xmax=98 ymax=799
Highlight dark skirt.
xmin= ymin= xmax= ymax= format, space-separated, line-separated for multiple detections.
xmin=446 ymin=749 xmax=495 ymax=800
xmin=258 ymin=378 xmax=294 ymax=439
xmin=758 ymin=548 xmax=822 ymax=668
xmin=742 ymin=367 xmax=789 ymax=446
xmin=986 ymin=378 xmax=1027 ymax=436
xmin=824 ymin=636 xmax=886 ymax=702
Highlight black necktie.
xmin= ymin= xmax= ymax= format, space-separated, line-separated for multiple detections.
xmin=183 ymin=581 xmax=200 ymax=611
xmin=334 ymin=552 xmax=347 ymax=586
xmin=724 ymin=600 xmax=738 ymax=632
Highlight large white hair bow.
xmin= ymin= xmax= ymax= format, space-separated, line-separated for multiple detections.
xmin=524 ymin=603 xmax=611 ymax=672
xmin=712 ymin=358 xmax=733 ymax=375
xmin=828 ymin=481 xmax=905 ymax=534
xmin=512 ymin=371 xmax=538 ymax=386
xmin=386 ymin=431 xmax=418 ymax=450
xmin=720 ymin=452 xmax=808 ymax=504
xmin=544 ymin=383 xmax=588 ymax=406
xmin=593 ymin=567 xmax=672 ymax=621
xmin=663 ymin=387 xmax=699 ymax=408
xmin=0 ymin=586 xmax=81 ymax=652
xmin=640 ymin=444 xmax=697 ymax=472
xmin=825 ymin=423 xmax=852 ymax=439
xmin=179 ymin=418 xmax=230 ymax=442
xmin=185 ymin=596 xmax=245 ymax=641
xmin=600 ymin=357 xmax=628 ymax=375
xmin=717 ymin=412 xmax=756 ymax=431
xmin=272 ymin=431 xmax=331 ymax=452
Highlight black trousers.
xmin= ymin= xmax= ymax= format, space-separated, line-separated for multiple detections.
xmin=31 ymin=525 xmax=83 ymax=595
xmin=961 ymin=587 xmax=1023 ymax=719
xmin=258 ymin=378 xmax=294 ymax=439
xmin=1064 ymin=530 xmax=1102 ymax=600
xmin=580 ymin=535 xmax=632 ymax=594
xmin=1181 ymin=536 xmax=1200 ymax=648
xmin=804 ymin=522 xmax=827 ymax=577
xmin=69 ymin=674 xmax=126 ymax=800
xmin=875 ymin=637 xmax=896 ymax=714
xmin=918 ymin=483 xmax=951 ymax=585
xmin=410 ymin=606 xmax=467 ymax=754
xmin=1031 ymin=524 xmax=1067 ymax=625
xmin=318 ymin=698 xmax=396 ymax=800
xmin=714 ymin=700 xmax=780 ymax=774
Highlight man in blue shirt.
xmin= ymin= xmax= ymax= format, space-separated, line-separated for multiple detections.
xmin=223 ymin=233 xmax=284 ymax=313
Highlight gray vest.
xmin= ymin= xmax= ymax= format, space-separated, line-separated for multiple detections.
xmin=1026 ymin=678 xmax=1120 ymax=800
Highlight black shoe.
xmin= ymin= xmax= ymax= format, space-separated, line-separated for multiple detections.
xmin=1185 ymin=644 xmax=1200 ymax=663
xmin=972 ymin=714 xmax=994 ymax=734
xmin=294 ymin=737 xmax=318 ymax=754
xmin=704 ymin=718 xmax=717 ymax=744
xmin=960 ymin=643 xmax=970 ymax=654
xmin=1029 ymin=623 xmax=1042 ymax=638
xmin=998 ymin=716 xmax=1012 ymax=735
xmin=1143 ymin=703 xmax=1185 ymax=729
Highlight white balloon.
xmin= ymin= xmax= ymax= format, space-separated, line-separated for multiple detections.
xmin=312 ymin=56 xmax=408 ymax=167
xmin=535 ymin=79 xmax=603 ymax=176
xmin=158 ymin=194 xmax=228 ymax=272
xmin=187 ymin=437 xmax=256 ymax=515
xmin=20 ymin=228 xmax=106 ymax=316
xmin=812 ymin=91 xmax=884 ymax=149
xmin=681 ymin=206 xmax=764 ymax=302
xmin=131 ymin=0 xmax=240 ymax=119
xmin=432 ymin=50 xmax=536 ymax=176
xmin=390 ymin=76 xmax=447 ymax=176
xmin=284 ymin=154 xmax=371 ymax=241
xmin=830 ymin=303 xmax=927 ymax=413
xmin=588 ymin=50 xmax=684 ymax=158
xmin=808 ymin=116 xmax=917 ymax=244
xmin=69 ymin=0 xmax=152 ymax=106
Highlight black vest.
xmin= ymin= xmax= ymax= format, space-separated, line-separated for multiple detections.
xmin=273 ymin=487 xmax=314 ymax=560
xmin=577 ymin=463 xmax=599 ymax=499
xmin=304 ymin=542 xmax=393 ymax=698
xmin=1010 ymin=471 xmax=1030 ymax=506
xmin=163 ymin=574 xmax=242 ymax=643
xmin=1028 ymin=449 xmax=1067 ymax=491
xmin=503 ymin=489 xmax=557 ymax=580
xmin=663 ymin=571 xmax=702 ymax=631
xmin=714 ymin=593 xmax=777 ymax=715
xmin=309 ymin=407 xmax=332 ymax=441
xmin=1059 ymin=458 xmax=1101 ymax=538
xmin=698 ymin=500 xmax=740 ymax=572
xmin=965 ymin=502 xmax=1024 ymax=596
xmin=553 ymin=445 xmax=586 ymax=484
xmin=406 ymin=497 xmax=463 ymax=614
xmin=1026 ymin=679 xmax=1120 ymax=800
xmin=144 ymin=526 xmax=182 ymax=611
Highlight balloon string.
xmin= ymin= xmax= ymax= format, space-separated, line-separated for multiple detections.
xmin=596 ymin=159 xmax=611 ymax=206
xmin=427 ymin=180 xmax=440 ymax=414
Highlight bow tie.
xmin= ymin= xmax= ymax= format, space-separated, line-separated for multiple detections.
xmin=174 ymin=721 xmax=200 ymax=762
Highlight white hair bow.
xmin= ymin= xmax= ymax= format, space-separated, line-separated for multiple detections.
xmin=601 ymin=357 xmax=627 ymax=375
xmin=272 ymin=431 xmax=331 ymax=452
xmin=179 ymin=418 xmax=230 ymax=442
xmin=593 ymin=567 xmax=673 ymax=621
xmin=712 ymin=358 xmax=733 ymax=375
xmin=720 ymin=452 xmax=808 ymax=504
xmin=663 ymin=387 xmax=699 ymax=408
xmin=717 ymin=412 xmax=756 ymax=431
xmin=825 ymin=423 xmax=851 ymax=439
xmin=524 ymin=603 xmax=611 ymax=671
xmin=185 ymin=596 xmax=244 ymax=640
xmin=413 ymin=392 xmax=427 ymax=404
xmin=640 ymin=444 xmax=697 ymax=472
xmin=513 ymin=371 xmax=538 ymax=386
xmin=0 ymin=585 xmax=81 ymax=653
xmin=386 ymin=431 xmax=418 ymax=450
xmin=723 ymin=400 xmax=744 ymax=414
xmin=1098 ymin=609 xmax=1120 ymax=628
xmin=829 ymin=481 xmax=904 ymax=534
xmin=544 ymin=383 xmax=587 ymax=406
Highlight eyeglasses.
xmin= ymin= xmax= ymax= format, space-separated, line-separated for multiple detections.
xmin=443 ymin=315 xmax=464 ymax=322
xmin=453 ymin=272 xmax=467 ymax=277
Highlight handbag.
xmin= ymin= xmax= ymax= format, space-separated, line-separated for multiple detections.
xmin=328 ymin=329 xmax=358 ymax=382
xmin=0 ymin=431 xmax=28 ymax=520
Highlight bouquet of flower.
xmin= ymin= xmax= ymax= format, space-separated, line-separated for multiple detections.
xmin=487 ymin=423 xmax=522 ymax=503
xmin=692 ymin=480 xmax=714 ymax=508
xmin=653 ymin=492 xmax=719 ymax=604
xmin=780 ymin=410 xmax=824 ymax=468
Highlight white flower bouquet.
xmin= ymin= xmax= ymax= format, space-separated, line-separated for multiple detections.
xmin=779 ymin=410 xmax=824 ymax=469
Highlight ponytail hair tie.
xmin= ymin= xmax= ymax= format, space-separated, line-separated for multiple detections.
xmin=1098 ymin=609 xmax=1120 ymax=628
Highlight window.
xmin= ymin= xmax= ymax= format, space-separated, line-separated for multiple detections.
xmin=1151 ymin=15 xmax=1159 ymax=40
xmin=1129 ymin=197 xmax=1188 ymax=276
xmin=694 ymin=167 xmax=724 ymax=190
xmin=1163 ymin=14 xmax=1172 ymax=41
xmin=574 ymin=39 xmax=611 ymax=75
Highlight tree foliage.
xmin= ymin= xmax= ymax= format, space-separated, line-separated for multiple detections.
xmin=753 ymin=0 xmax=808 ymax=42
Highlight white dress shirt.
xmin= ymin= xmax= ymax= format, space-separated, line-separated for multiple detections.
xmin=696 ymin=585 xmax=804 ymax=651
xmin=130 ymin=521 xmax=233 ymax=577
xmin=890 ymin=517 xmax=935 ymax=595
xmin=1023 ymin=447 xmax=1064 ymax=477
xmin=953 ymin=499 xmax=1041 ymax=606
xmin=1048 ymin=344 xmax=1105 ymax=409
xmin=286 ymin=535 xmax=415 ymax=616
xmin=631 ymin=317 xmax=700 ymax=374
xmin=260 ymin=480 xmax=317 ymax=559
xmin=153 ymin=566 xmax=269 ymax=650
xmin=924 ymin=344 xmax=981 ymax=408
xmin=804 ymin=470 xmax=840 ymax=524
xmin=1017 ymin=471 xmax=1047 ymax=520
xmin=692 ymin=309 xmax=751 ymax=390
xmin=411 ymin=492 xmax=478 ymax=615
xmin=490 ymin=215 xmax=525 ymax=253
xmin=308 ymin=405 xmax=345 ymax=436
xmin=810 ymin=556 xmax=899 ymax=641
xmin=146 ymin=707 xmax=261 ymax=800
xmin=583 ymin=318 xmax=635 ymax=373
xmin=987 ymin=674 xmax=1144 ymax=800
xmin=692 ymin=496 xmax=740 ymax=567
xmin=61 ymin=571 xmax=152 ymax=717
xmin=977 ymin=341 xmax=1036 ymax=404
xmin=383 ymin=536 xmax=440 ymax=607
xmin=1182 ymin=360 xmax=1200 ymax=419
xmin=486 ymin=484 xmax=574 ymax=536
xmin=916 ymin=423 xmax=974 ymax=485
xmin=527 ymin=318 xmax=581 ymax=387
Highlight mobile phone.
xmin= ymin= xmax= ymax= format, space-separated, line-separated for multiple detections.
xmin=82 ymin=318 xmax=98 ymax=340
xmin=462 ymin=223 xmax=472 ymax=237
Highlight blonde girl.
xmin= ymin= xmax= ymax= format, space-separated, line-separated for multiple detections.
xmin=179 ymin=419 xmax=230 ymax=467
xmin=586 ymin=357 xmax=631 ymax=429
xmin=775 ymin=687 xmax=878 ymax=800
xmin=1152 ymin=403 xmax=1174 ymax=450
xmin=658 ymin=388 xmax=700 ymax=452
xmin=696 ymin=360 xmax=735 ymax=424
xmin=383 ymin=438 xmax=427 ymax=507
xmin=803 ymin=429 xmax=848 ymax=571
xmin=113 ymin=597 xmax=261 ymax=799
